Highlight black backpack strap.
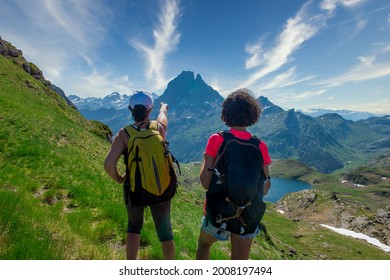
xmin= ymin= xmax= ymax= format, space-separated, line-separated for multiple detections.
xmin=122 ymin=126 xmax=133 ymax=164
xmin=249 ymin=134 xmax=261 ymax=145
xmin=170 ymin=153 xmax=181 ymax=174
xmin=248 ymin=135 xmax=266 ymax=180
xmin=129 ymin=121 xmax=150 ymax=131
xmin=122 ymin=126 xmax=133 ymax=205
xmin=216 ymin=130 xmax=234 ymax=157
xmin=218 ymin=130 xmax=234 ymax=141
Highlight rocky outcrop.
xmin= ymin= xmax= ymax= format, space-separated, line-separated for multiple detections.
xmin=0 ymin=36 xmax=50 ymax=86
xmin=0 ymin=37 xmax=22 ymax=57
xmin=0 ymin=36 xmax=77 ymax=110
xmin=275 ymin=189 xmax=390 ymax=246
xmin=0 ymin=37 xmax=51 ymax=86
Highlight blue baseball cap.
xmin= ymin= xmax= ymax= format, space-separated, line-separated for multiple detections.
xmin=129 ymin=90 xmax=153 ymax=110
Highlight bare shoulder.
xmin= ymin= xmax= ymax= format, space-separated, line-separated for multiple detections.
xmin=112 ymin=128 xmax=129 ymax=149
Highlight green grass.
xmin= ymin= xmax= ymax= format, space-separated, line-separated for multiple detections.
xmin=0 ymin=56 xmax=125 ymax=259
xmin=0 ymin=54 xmax=389 ymax=260
xmin=263 ymin=207 xmax=390 ymax=260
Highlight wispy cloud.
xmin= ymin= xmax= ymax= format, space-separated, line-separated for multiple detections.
xmin=131 ymin=0 xmax=181 ymax=90
xmin=80 ymin=70 xmax=132 ymax=97
xmin=241 ymin=2 xmax=326 ymax=89
xmin=74 ymin=54 xmax=133 ymax=97
xmin=240 ymin=0 xmax=376 ymax=94
xmin=42 ymin=0 xmax=109 ymax=49
xmin=314 ymin=55 xmax=390 ymax=87
xmin=0 ymin=0 xmax=112 ymax=86
xmin=292 ymin=89 xmax=327 ymax=100
xmin=320 ymin=0 xmax=367 ymax=13
xmin=270 ymin=88 xmax=327 ymax=108
xmin=255 ymin=67 xmax=315 ymax=92
xmin=4 ymin=0 xmax=109 ymax=53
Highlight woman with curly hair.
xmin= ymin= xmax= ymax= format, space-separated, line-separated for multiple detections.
xmin=196 ymin=88 xmax=272 ymax=260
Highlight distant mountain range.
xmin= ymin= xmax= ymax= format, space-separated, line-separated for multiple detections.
xmin=69 ymin=91 xmax=378 ymax=121
xmin=300 ymin=108 xmax=377 ymax=121
xmin=68 ymin=71 xmax=390 ymax=174
xmin=68 ymin=92 xmax=159 ymax=111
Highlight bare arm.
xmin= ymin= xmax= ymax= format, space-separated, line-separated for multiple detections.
xmin=157 ymin=102 xmax=168 ymax=140
xmin=263 ymin=164 xmax=271 ymax=195
xmin=199 ymin=153 xmax=216 ymax=190
xmin=104 ymin=129 xmax=127 ymax=184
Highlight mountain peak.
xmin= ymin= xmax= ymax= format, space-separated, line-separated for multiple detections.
xmin=176 ymin=70 xmax=195 ymax=81
xmin=108 ymin=92 xmax=120 ymax=97
xmin=156 ymin=71 xmax=224 ymax=109
xmin=257 ymin=96 xmax=274 ymax=108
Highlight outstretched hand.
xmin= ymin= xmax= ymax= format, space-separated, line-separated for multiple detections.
xmin=160 ymin=102 xmax=168 ymax=112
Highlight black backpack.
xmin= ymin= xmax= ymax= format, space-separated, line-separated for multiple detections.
xmin=206 ymin=131 xmax=266 ymax=235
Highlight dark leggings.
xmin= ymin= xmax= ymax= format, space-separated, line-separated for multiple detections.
xmin=125 ymin=199 xmax=173 ymax=242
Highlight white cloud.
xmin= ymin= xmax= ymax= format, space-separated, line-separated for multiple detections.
xmin=72 ymin=54 xmax=133 ymax=97
xmin=292 ymin=89 xmax=327 ymax=100
xmin=241 ymin=2 xmax=326 ymax=88
xmin=76 ymin=70 xmax=132 ymax=98
xmin=245 ymin=39 xmax=265 ymax=69
xmin=315 ymin=55 xmax=390 ymax=87
xmin=256 ymin=67 xmax=315 ymax=92
xmin=320 ymin=0 xmax=367 ymax=13
xmin=131 ymin=0 xmax=181 ymax=91
xmin=240 ymin=0 xmax=376 ymax=95
xmin=210 ymin=77 xmax=222 ymax=93
xmin=383 ymin=44 xmax=390 ymax=52
xmin=8 ymin=0 xmax=109 ymax=52
xmin=0 ymin=0 xmax=112 ymax=89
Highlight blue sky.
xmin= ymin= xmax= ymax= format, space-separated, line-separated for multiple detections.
xmin=0 ymin=0 xmax=389 ymax=114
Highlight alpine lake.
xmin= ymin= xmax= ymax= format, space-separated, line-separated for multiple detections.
xmin=264 ymin=178 xmax=311 ymax=203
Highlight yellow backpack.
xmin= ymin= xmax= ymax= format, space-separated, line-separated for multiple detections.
xmin=123 ymin=121 xmax=179 ymax=207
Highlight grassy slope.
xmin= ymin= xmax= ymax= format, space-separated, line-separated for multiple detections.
xmin=0 ymin=56 xmax=125 ymax=259
xmin=0 ymin=55 xmax=388 ymax=260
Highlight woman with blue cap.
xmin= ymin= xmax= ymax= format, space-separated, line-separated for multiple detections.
xmin=104 ymin=90 xmax=175 ymax=260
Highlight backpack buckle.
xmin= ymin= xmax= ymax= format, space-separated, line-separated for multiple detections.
xmin=210 ymin=168 xmax=225 ymax=184
xmin=216 ymin=222 xmax=227 ymax=235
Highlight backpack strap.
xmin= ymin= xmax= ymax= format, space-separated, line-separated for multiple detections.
xmin=216 ymin=130 xmax=233 ymax=157
xmin=122 ymin=126 xmax=132 ymax=166
xmin=122 ymin=127 xmax=132 ymax=205
xmin=149 ymin=120 xmax=158 ymax=131
xmin=219 ymin=130 xmax=262 ymax=152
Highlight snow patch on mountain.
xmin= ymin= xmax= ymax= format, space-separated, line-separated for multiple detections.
xmin=68 ymin=92 xmax=159 ymax=111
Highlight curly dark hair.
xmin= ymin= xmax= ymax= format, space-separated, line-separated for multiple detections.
xmin=221 ymin=88 xmax=261 ymax=127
